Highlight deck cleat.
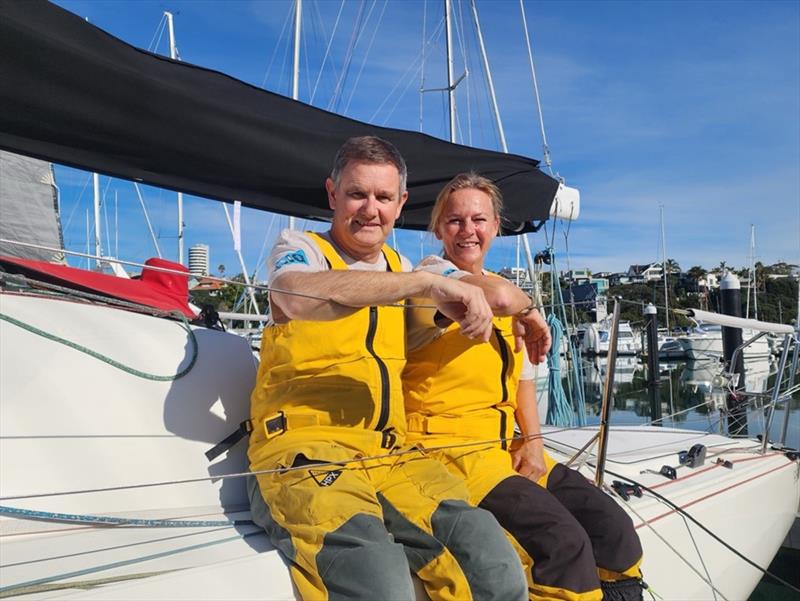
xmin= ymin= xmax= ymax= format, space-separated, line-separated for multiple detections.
xmin=611 ymin=480 xmax=643 ymax=501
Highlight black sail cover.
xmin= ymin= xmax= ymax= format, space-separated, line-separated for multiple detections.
xmin=0 ymin=0 xmax=559 ymax=232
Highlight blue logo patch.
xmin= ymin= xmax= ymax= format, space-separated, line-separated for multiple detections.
xmin=442 ymin=268 xmax=457 ymax=277
xmin=275 ymin=249 xmax=309 ymax=270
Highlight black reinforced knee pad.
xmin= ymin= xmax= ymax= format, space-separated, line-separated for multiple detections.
xmin=546 ymin=464 xmax=643 ymax=574
xmin=480 ymin=475 xmax=600 ymax=594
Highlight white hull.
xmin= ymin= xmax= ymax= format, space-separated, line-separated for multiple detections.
xmin=543 ymin=427 xmax=799 ymax=601
xmin=1 ymin=291 xmax=798 ymax=600
xmin=580 ymin=322 xmax=640 ymax=356
xmin=679 ymin=330 xmax=772 ymax=361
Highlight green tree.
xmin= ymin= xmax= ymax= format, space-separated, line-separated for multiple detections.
xmin=687 ymin=265 xmax=706 ymax=282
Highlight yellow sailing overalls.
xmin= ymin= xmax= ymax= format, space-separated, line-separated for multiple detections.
xmin=248 ymin=233 xmax=527 ymax=601
xmin=404 ymin=312 xmax=643 ymax=601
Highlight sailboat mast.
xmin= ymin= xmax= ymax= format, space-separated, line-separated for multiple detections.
xmin=288 ymin=0 xmax=302 ymax=230
xmin=92 ymin=172 xmax=101 ymax=268
xmin=85 ymin=209 xmax=90 ymax=270
xmin=444 ymin=0 xmax=456 ymax=143
xmin=165 ymin=11 xmax=185 ymax=264
xmin=660 ymin=205 xmax=669 ymax=332
xmin=751 ymin=224 xmax=758 ymax=320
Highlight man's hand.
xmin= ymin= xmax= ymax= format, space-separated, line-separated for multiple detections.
xmin=512 ymin=308 xmax=551 ymax=364
xmin=511 ymin=438 xmax=547 ymax=483
xmin=428 ymin=276 xmax=493 ymax=342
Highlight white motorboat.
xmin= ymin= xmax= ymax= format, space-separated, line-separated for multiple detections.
xmin=679 ymin=323 xmax=772 ymax=361
xmin=657 ymin=329 xmax=687 ymax=360
xmin=580 ymin=320 xmax=640 ymax=356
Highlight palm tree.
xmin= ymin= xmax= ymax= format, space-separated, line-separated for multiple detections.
xmin=666 ymin=258 xmax=681 ymax=275
xmin=687 ymin=265 xmax=706 ymax=281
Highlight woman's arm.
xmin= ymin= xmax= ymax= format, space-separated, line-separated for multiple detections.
xmin=510 ymin=378 xmax=547 ymax=482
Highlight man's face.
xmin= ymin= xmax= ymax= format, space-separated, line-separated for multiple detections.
xmin=326 ymin=161 xmax=408 ymax=261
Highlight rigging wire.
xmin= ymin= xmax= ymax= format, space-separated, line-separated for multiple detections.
xmin=259 ymin=1 xmax=295 ymax=90
xmin=147 ymin=14 xmax=168 ymax=53
xmin=0 ymin=430 xmax=577 ymax=502
xmin=343 ymin=0 xmax=390 ymax=115
xmin=327 ymin=0 xmax=367 ymax=112
xmin=61 ymin=173 xmax=92 ymax=242
xmin=309 ymin=0 xmax=346 ymax=105
xmin=371 ymin=18 xmax=446 ymax=124
xmin=519 ymin=0 xmax=553 ymax=175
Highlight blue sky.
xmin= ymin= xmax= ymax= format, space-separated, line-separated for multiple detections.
xmin=51 ymin=0 xmax=799 ymax=279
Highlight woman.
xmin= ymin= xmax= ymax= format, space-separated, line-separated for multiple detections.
xmin=403 ymin=173 xmax=644 ymax=601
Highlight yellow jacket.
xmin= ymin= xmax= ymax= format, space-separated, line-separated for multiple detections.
xmin=249 ymin=232 xmax=407 ymax=462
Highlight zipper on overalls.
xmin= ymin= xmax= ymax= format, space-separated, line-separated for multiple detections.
xmin=493 ymin=328 xmax=510 ymax=450
xmin=367 ymin=305 xmax=391 ymax=432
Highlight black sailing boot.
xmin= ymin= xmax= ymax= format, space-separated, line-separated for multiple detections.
xmin=600 ymin=578 xmax=644 ymax=601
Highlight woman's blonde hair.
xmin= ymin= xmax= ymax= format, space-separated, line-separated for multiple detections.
xmin=428 ymin=172 xmax=503 ymax=233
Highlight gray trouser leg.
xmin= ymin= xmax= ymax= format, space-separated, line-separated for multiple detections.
xmin=432 ymin=500 xmax=528 ymax=601
xmin=248 ymin=476 xmax=414 ymax=601
xmin=317 ymin=514 xmax=416 ymax=601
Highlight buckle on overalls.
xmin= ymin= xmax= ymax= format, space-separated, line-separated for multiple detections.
xmin=380 ymin=428 xmax=397 ymax=449
xmin=264 ymin=412 xmax=287 ymax=439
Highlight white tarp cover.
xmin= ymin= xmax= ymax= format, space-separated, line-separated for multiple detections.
xmin=0 ymin=150 xmax=64 ymax=262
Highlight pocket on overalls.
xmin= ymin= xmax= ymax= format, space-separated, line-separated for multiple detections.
xmin=270 ymin=442 xmax=381 ymax=526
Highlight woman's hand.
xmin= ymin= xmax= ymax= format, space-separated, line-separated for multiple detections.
xmin=511 ymin=437 xmax=547 ymax=482
xmin=512 ymin=308 xmax=551 ymax=364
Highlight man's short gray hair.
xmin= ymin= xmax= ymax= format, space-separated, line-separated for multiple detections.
xmin=330 ymin=136 xmax=407 ymax=194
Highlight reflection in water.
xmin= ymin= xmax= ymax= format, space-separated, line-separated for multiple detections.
xmin=561 ymin=355 xmax=800 ymax=449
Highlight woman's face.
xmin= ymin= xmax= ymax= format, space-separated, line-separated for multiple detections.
xmin=435 ymin=187 xmax=500 ymax=274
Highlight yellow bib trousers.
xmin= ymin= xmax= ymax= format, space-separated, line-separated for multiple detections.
xmin=249 ymin=427 xmax=527 ymax=601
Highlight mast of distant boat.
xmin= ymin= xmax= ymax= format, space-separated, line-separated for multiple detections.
xmin=444 ymin=0 xmax=456 ymax=143
xmin=92 ymin=173 xmax=101 ymax=269
xmin=164 ymin=12 xmax=185 ymax=264
xmin=288 ymin=0 xmax=302 ymax=231
xmin=661 ymin=205 xmax=669 ymax=333
xmin=746 ymin=224 xmax=758 ymax=320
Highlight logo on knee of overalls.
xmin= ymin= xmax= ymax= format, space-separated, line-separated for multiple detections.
xmin=310 ymin=469 xmax=342 ymax=487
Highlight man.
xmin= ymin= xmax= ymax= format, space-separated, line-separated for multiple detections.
xmin=248 ymin=136 xmax=528 ymax=601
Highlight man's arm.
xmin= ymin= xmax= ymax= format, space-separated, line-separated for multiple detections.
xmin=456 ymin=274 xmax=551 ymax=364
xmin=272 ymin=270 xmax=494 ymax=340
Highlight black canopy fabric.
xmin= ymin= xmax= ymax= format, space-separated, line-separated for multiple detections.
xmin=0 ymin=0 xmax=558 ymax=233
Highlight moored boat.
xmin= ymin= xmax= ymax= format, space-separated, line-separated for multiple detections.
xmin=1 ymin=3 xmax=798 ymax=601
